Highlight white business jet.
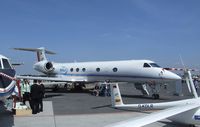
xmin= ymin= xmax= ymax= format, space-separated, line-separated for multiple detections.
xmin=0 ymin=54 xmax=17 ymax=102
xmin=14 ymin=47 xmax=181 ymax=98
xmin=107 ymin=71 xmax=200 ymax=127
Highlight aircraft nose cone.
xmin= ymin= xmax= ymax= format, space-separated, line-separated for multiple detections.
xmin=164 ymin=70 xmax=182 ymax=80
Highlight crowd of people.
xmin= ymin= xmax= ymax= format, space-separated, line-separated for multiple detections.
xmin=92 ymin=84 xmax=111 ymax=96
xmin=18 ymin=79 xmax=45 ymax=114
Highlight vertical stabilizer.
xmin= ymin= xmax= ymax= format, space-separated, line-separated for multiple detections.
xmin=110 ymin=83 xmax=124 ymax=107
xmin=37 ymin=47 xmax=47 ymax=61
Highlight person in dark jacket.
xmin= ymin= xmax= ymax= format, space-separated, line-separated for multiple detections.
xmin=38 ymin=80 xmax=45 ymax=112
xmin=30 ymin=80 xmax=41 ymax=114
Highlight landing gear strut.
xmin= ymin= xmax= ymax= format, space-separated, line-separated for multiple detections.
xmin=149 ymin=83 xmax=160 ymax=99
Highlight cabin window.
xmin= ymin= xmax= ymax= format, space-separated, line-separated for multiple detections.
xmin=143 ymin=63 xmax=151 ymax=68
xmin=2 ymin=58 xmax=11 ymax=69
xmin=70 ymin=68 xmax=73 ymax=72
xmin=76 ymin=68 xmax=79 ymax=72
xmin=96 ymin=68 xmax=100 ymax=72
xmin=113 ymin=67 xmax=118 ymax=72
xmin=82 ymin=68 xmax=86 ymax=72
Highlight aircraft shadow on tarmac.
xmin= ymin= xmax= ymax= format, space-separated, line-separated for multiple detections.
xmin=44 ymin=93 xmax=64 ymax=98
xmin=91 ymin=104 xmax=143 ymax=113
xmin=121 ymin=94 xmax=169 ymax=101
xmin=0 ymin=102 xmax=14 ymax=127
xmin=91 ymin=104 xmax=111 ymax=109
xmin=112 ymin=107 xmax=146 ymax=113
xmin=45 ymin=88 xmax=91 ymax=93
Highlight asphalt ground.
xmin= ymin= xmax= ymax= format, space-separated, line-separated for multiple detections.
xmin=44 ymin=82 xmax=193 ymax=115
xmin=1 ymin=82 xmax=198 ymax=127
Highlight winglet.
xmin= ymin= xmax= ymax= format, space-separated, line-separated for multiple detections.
xmin=110 ymin=83 xmax=124 ymax=107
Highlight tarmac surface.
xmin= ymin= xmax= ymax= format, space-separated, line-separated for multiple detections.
xmin=1 ymin=82 xmax=200 ymax=127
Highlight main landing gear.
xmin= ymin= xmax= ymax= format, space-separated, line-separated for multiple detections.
xmin=149 ymin=83 xmax=160 ymax=99
xmin=134 ymin=83 xmax=161 ymax=99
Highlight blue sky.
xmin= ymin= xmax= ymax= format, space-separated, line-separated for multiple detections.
xmin=0 ymin=0 xmax=200 ymax=74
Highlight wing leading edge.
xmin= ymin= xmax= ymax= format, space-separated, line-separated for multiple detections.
xmin=17 ymin=75 xmax=87 ymax=82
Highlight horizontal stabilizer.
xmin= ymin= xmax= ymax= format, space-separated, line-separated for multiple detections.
xmin=12 ymin=63 xmax=24 ymax=66
xmin=14 ymin=47 xmax=55 ymax=61
xmin=13 ymin=47 xmax=56 ymax=55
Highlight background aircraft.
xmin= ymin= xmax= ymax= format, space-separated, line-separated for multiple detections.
xmin=14 ymin=47 xmax=181 ymax=99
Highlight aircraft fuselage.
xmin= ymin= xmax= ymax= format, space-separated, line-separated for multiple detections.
xmin=34 ymin=60 xmax=181 ymax=83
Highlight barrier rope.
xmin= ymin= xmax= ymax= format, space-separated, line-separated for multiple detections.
xmin=0 ymin=72 xmax=21 ymax=98
xmin=0 ymin=72 xmax=17 ymax=81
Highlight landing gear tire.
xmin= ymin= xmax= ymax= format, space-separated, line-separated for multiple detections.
xmin=189 ymin=124 xmax=196 ymax=127
xmin=152 ymin=94 xmax=160 ymax=99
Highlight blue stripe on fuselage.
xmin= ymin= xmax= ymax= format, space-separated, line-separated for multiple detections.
xmin=57 ymin=73 xmax=162 ymax=80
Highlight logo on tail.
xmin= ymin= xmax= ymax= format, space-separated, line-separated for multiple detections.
xmin=111 ymin=84 xmax=124 ymax=107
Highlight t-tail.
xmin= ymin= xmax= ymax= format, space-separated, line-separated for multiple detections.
xmin=14 ymin=47 xmax=56 ymax=74
xmin=110 ymin=83 xmax=124 ymax=107
xmin=13 ymin=47 xmax=56 ymax=62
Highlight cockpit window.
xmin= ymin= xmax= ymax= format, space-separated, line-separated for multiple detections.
xmin=149 ymin=63 xmax=160 ymax=67
xmin=143 ymin=63 xmax=151 ymax=68
xmin=2 ymin=58 xmax=12 ymax=69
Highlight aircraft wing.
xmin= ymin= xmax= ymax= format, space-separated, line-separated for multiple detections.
xmin=106 ymin=103 xmax=200 ymax=127
xmin=16 ymin=75 xmax=87 ymax=82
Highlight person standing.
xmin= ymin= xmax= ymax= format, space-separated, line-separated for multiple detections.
xmin=30 ymin=80 xmax=41 ymax=114
xmin=194 ymin=79 xmax=199 ymax=92
xmin=20 ymin=79 xmax=25 ymax=101
xmin=21 ymin=79 xmax=31 ymax=106
xmin=11 ymin=85 xmax=19 ymax=109
xmin=38 ymin=80 xmax=45 ymax=112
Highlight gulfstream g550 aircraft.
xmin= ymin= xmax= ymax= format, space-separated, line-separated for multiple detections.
xmin=14 ymin=47 xmax=181 ymax=98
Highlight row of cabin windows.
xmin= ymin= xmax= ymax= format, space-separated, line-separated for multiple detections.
xmin=69 ymin=67 xmax=118 ymax=72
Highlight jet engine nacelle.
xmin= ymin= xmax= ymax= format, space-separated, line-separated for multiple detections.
xmin=33 ymin=60 xmax=54 ymax=74
xmin=169 ymin=107 xmax=200 ymax=125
